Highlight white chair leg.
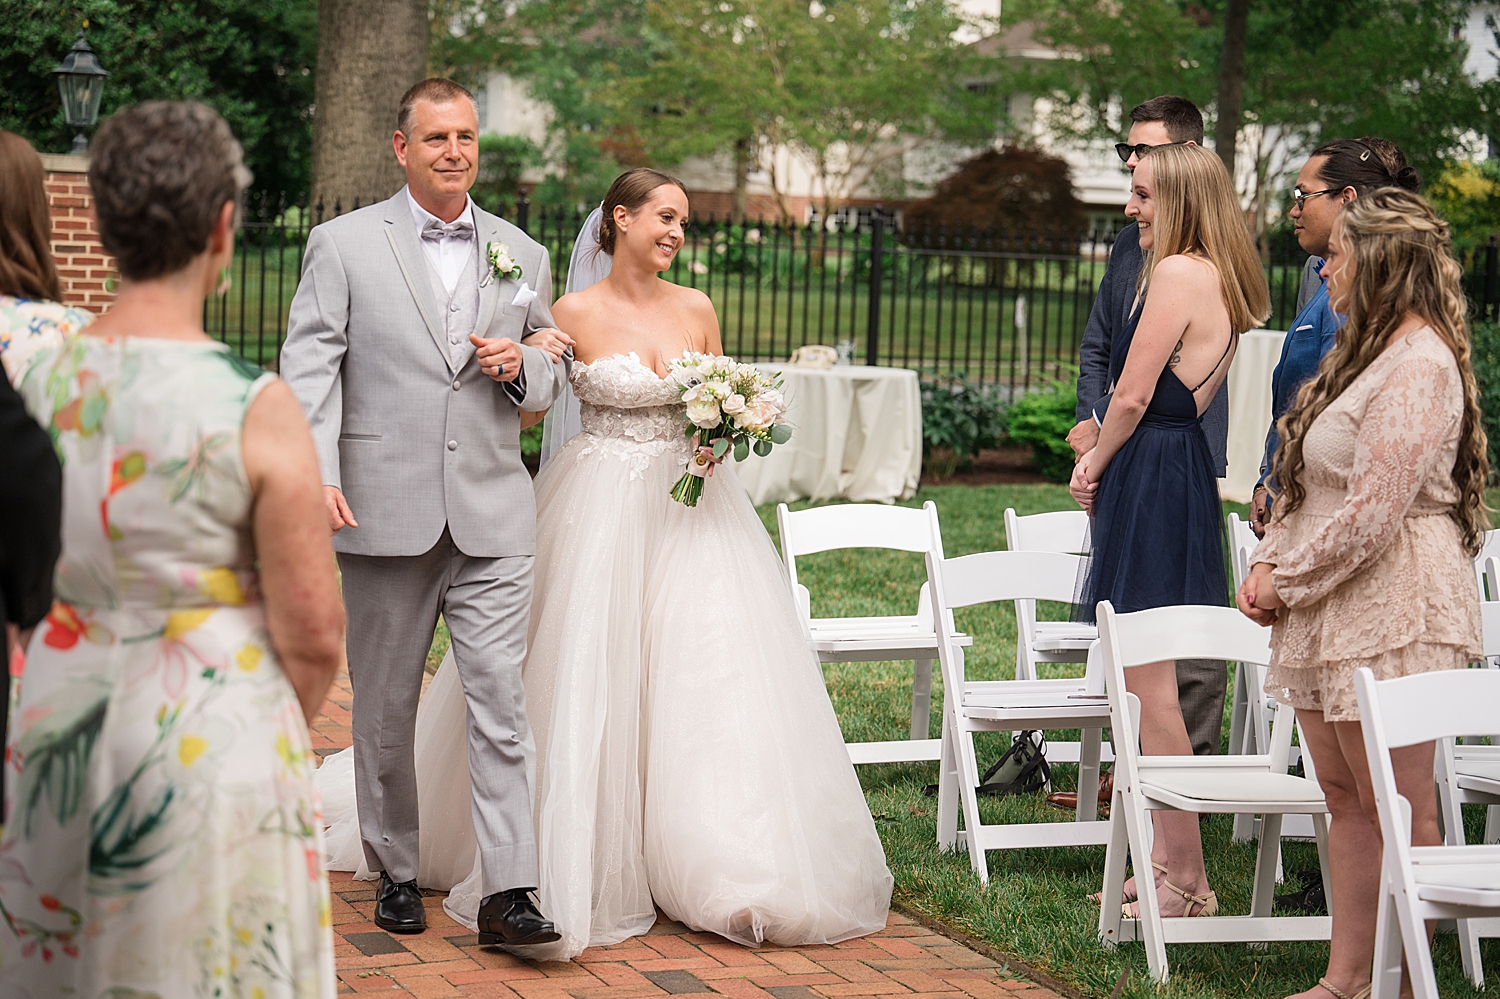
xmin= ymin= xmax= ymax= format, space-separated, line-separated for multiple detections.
xmin=1396 ymin=890 xmax=1441 ymax=999
xmin=956 ymin=727 xmax=989 ymax=883
xmin=1250 ymin=813 xmax=1284 ymax=919
xmin=1077 ymin=727 xmax=1102 ymax=823
xmin=910 ymin=658 xmax=933 ymax=741
xmin=1371 ymin=881 xmax=1404 ymax=999
xmin=936 ymin=712 xmax=960 ymax=851
xmin=1312 ymin=812 xmax=1334 ymax=919
xmin=1487 ymin=802 xmax=1500 ymax=844
xmin=1127 ymin=799 xmax=1170 ymax=983
xmin=1231 ymin=664 xmax=1258 ymax=843
xmin=1097 ymin=788 xmax=1129 ymax=947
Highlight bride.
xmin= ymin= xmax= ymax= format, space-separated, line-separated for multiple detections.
xmin=316 ymin=167 xmax=893 ymax=960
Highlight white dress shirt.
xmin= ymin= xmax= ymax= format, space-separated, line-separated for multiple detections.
xmin=407 ymin=189 xmax=477 ymax=295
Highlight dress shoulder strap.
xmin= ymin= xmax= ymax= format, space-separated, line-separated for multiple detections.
xmin=1187 ymin=331 xmax=1236 ymax=394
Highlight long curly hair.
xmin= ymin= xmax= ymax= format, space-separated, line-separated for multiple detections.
xmin=1269 ymin=188 xmax=1490 ymax=554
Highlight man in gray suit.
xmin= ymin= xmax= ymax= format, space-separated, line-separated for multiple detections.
xmin=281 ymin=78 xmax=567 ymax=946
xmin=1066 ymin=96 xmax=1229 ymax=763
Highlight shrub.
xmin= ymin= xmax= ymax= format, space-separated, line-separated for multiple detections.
xmin=521 ymin=423 xmax=544 ymax=459
xmin=1005 ymin=381 xmax=1078 ymax=483
xmin=1471 ymin=319 xmax=1500 ymax=482
xmin=920 ymin=372 xmax=1008 ymax=477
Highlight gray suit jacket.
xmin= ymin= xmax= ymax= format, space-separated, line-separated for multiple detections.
xmin=281 ymin=189 xmax=569 ymax=558
xmin=1075 ymin=223 xmax=1229 ymax=476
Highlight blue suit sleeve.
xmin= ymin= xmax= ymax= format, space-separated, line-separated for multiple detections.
xmin=1075 ymin=247 xmax=1117 ymax=421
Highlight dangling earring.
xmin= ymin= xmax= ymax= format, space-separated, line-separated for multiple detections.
xmin=216 ymin=266 xmax=231 ymax=297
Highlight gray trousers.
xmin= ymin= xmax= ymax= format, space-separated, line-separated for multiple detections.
xmin=1177 ymin=658 xmax=1228 ymax=756
xmin=339 ymin=527 xmax=538 ymax=895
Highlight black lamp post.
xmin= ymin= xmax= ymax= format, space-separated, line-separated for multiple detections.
xmin=52 ymin=29 xmax=108 ymax=155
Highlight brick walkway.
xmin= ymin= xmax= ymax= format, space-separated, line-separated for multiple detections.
xmin=313 ymin=670 xmax=1066 ymax=999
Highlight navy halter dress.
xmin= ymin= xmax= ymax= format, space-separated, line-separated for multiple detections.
xmin=1077 ymin=300 xmax=1229 ymax=623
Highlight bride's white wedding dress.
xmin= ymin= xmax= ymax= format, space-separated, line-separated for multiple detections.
xmin=316 ymin=351 xmax=892 ymax=960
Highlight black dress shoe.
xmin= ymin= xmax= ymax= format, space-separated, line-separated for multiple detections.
xmin=374 ymin=873 xmax=427 ymax=934
xmin=477 ymin=887 xmax=560 ymax=946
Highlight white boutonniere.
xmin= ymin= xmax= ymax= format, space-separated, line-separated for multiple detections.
xmin=483 ymin=241 xmax=523 ymax=287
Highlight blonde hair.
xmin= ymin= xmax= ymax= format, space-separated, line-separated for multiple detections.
xmin=1136 ymin=144 xmax=1270 ymax=334
xmin=1270 ymin=189 xmax=1490 ymax=554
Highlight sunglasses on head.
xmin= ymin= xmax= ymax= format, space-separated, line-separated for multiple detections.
xmin=1114 ymin=140 xmax=1189 ymax=163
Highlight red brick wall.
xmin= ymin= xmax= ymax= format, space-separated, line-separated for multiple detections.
xmin=41 ymin=154 xmax=116 ymax=314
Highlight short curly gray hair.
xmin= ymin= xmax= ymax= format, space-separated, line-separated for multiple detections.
xmin=89 ymin=101 xmax=253 ymax=281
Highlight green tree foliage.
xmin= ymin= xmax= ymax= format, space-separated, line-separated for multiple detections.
xmin=0 ymin=0 xmax=317 ymax=198
xmin=613 ymin=0 xmax=1004 ymax=221
xmin=903 ymin=147 xmax=1087 ymax=240
xmin=1003 ymin=0 xmax=1500 ymax=204
xmin=433 ymin=0 xmax=654 ymax=207
xmin=1429 ymin=159 xmax=1500 ymax=261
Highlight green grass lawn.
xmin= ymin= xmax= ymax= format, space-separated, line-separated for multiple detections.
xmin=417 ymin=484 xmax=1493 ymax=997
xmin=751 ymin=483 xmax=1499 ymax=999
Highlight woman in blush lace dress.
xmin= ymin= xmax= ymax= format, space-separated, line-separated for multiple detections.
xmin=317 ymin=168 xmax=892 ymax=958
xmin=1238 ymin=191 xmax=1485 ymax=999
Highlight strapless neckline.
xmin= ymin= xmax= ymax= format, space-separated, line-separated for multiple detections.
xmin=575 ymin=351 xmax=671 ymax=381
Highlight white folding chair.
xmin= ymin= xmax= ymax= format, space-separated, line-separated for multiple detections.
xmin=1473 ymin=529 xmax=1500 ymax=599
xmin=1433 ymin=596 xmax=1500 ymax=986
xmin=776 ymin=501 xmax=968 ymax=765
xmin=1094 ymin=602 xmax=1331 ymax=983
xmin=928 ymin=549 xmax=1112 ymax=881
xmin=1356 ymin=666 xmax=1500 ymax=999
xmin=1003 ymin=508 xmax=1095 ymax=682
xmin=1226 ymin=533 xmax=1322 ymax=847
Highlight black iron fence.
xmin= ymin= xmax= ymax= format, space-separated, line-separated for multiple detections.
xmin=213 ymin=193 xmax=1326 ymax=385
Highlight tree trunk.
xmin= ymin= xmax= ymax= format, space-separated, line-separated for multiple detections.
xmin=310 ymin=0 xmax=429 ymax=210
xmin=731 ymin=135 xmax=752 ymax=224
xmin=1213 ymin=0 xmax=1250 ymax=179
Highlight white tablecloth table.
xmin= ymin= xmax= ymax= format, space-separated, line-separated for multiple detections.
xmin=1221 ymin=328 xmax=1286 ymax=503
xmin=733 ymin=364 xmax=923 ymax=507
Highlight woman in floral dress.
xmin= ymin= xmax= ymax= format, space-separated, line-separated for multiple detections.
xmin=1 ymin=101 xmax=345 ymax=998
xmin=0 ymin=129 xmax=92 ymax=386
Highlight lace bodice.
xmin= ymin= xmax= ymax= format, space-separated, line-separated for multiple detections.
xmin=572 ymin=352 xmax=684 ymax=444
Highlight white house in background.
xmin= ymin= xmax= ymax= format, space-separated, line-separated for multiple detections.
xmin=474 ymin=2 xmax=1500 ymax=222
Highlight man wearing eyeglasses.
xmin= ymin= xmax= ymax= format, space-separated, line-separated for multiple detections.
xmin=1065 ymin=95 xmax=1232 ymax=762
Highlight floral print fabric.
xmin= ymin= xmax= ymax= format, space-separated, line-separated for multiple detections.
xmin=0 ymin=295 xmax=91 ymax=386
xmin=1253 ymin=327 xmax=1482 ymax=720
xmin=1 ymin=335 xmax=335 ymax=998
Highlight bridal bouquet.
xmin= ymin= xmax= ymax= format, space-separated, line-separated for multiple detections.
xmin=668 ymin=352 xmax=792 ymax=506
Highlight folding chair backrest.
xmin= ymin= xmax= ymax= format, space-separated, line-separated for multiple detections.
xmin=1476 ymin=531 xmax=1500 ymax=599
xmin=1097 ymin=601 xmax=1277 ymax=767
xmin=927 ymin=548 xmax=1087 ymax=695
xmin=1357 ymin=668 xmax=1500 ymax=752
xmin=1487 ymin=557 xmax=1500 ymax=618
xmin=934 ymin=550 xmax=1085 ymax=609
xmin=1004 ymin=508 xmax=1090 ymax=554
xmin=776 ymin=502 xmax=943 ymax=618
xmin=1356 ymin=667 xmax=1500 ymax=889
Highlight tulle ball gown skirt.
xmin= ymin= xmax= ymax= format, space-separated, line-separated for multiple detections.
xmin=317 ymin=416 xmax=892 ymax=962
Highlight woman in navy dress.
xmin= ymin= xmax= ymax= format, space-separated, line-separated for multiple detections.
xmin=1070 ymin=144 xmax=1270 ymax=917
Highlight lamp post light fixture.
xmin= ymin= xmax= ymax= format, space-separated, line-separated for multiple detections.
xmin=52 ymin=29 xmax=108 ymax=155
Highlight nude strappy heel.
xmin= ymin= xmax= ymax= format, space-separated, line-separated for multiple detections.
xmin=1316 ymin=979 xmax=1371 ymax=999
xmin=1123 ymin=876 xmax=1218 ymax=918
xmin=1089 ymin=862 xmax=1167 ymax=905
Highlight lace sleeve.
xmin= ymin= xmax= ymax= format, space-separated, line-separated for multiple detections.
xmin=1270 ymin=353 xmax=1460 ymax=608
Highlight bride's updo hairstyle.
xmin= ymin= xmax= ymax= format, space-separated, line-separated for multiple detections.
xmin=1136 ymin=143 xmax=1271 ymax=336
xmin=597 ymin=167 xmax=687 ymax=255
xmin=1270 ymin=189 xmax=1490 ymax=553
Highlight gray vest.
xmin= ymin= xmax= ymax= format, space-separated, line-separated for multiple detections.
xmin=427 ymin=244 xmax=482 ymax=368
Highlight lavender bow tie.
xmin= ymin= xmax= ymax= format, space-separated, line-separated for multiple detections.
xmin=421 ymin=218 xmax=474 ymax=242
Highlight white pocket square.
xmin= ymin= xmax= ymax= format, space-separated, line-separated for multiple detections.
xmin=511 ymin=282 xmax=538 ymax=307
